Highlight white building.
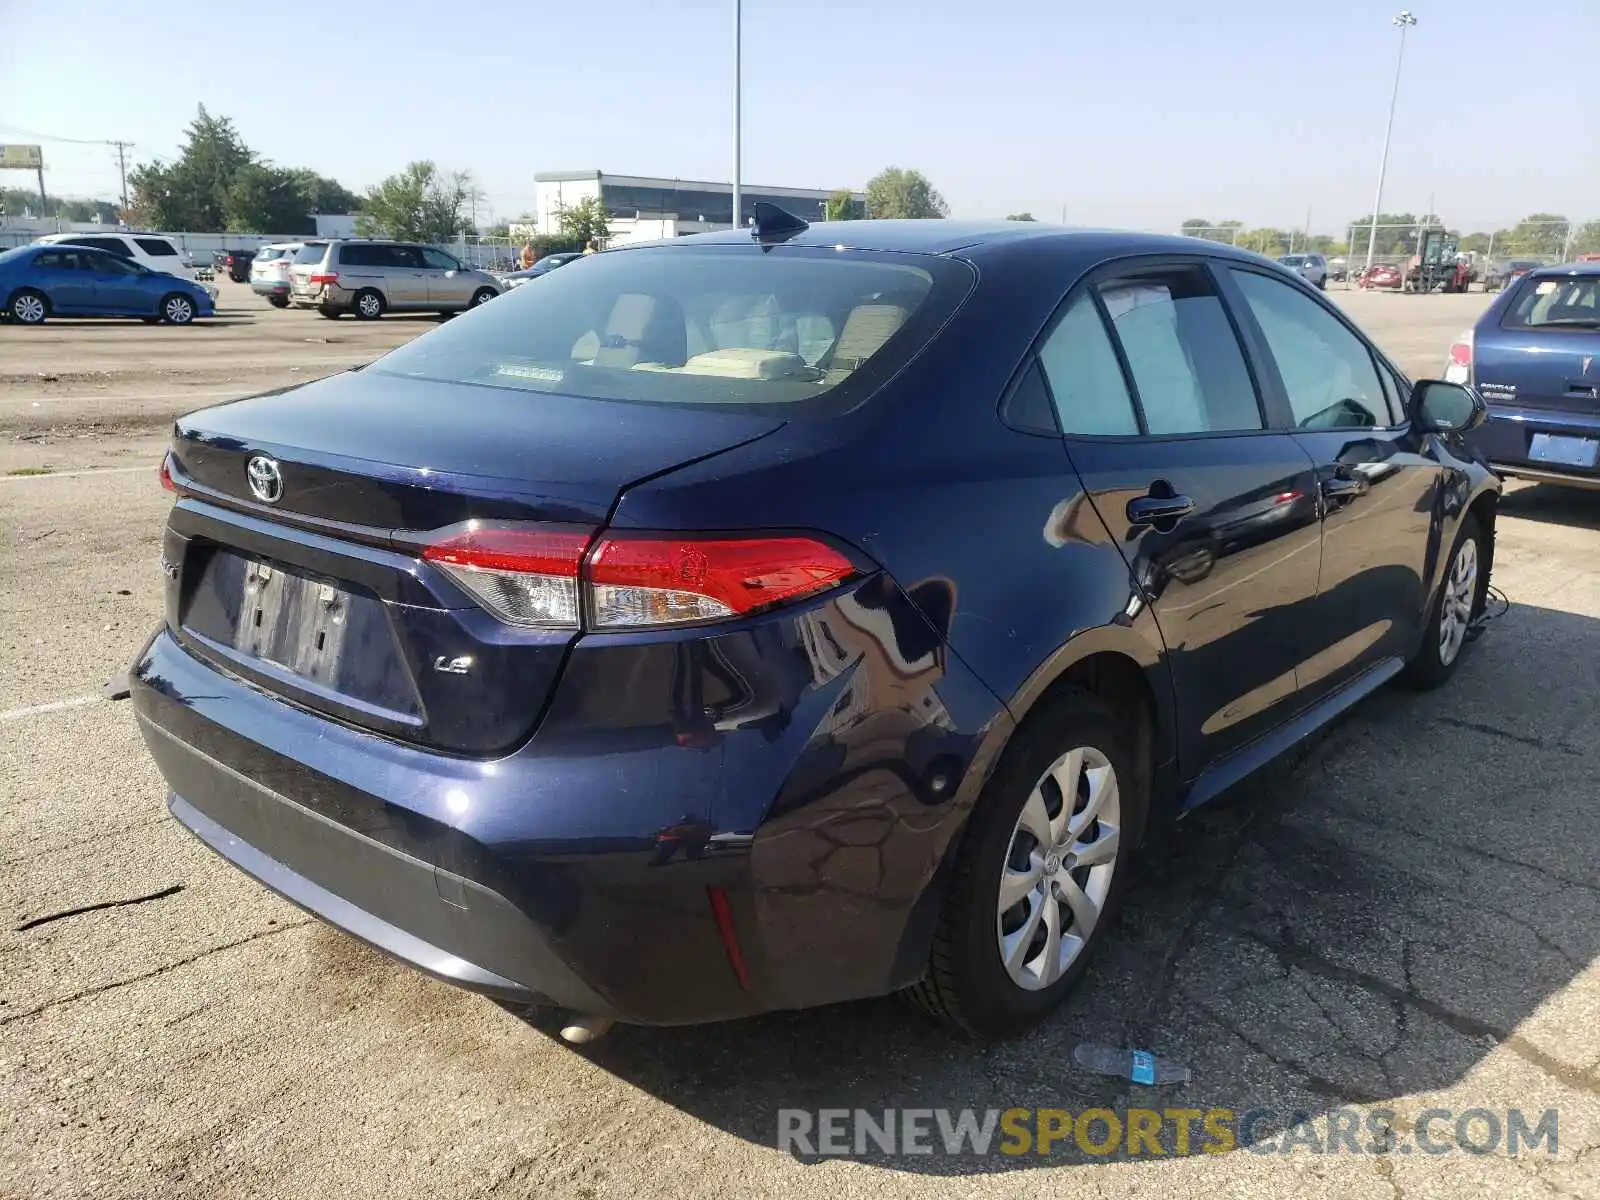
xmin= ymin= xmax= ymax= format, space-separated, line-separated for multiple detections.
xmin=532 ymin=171 xmax=866 ymax=245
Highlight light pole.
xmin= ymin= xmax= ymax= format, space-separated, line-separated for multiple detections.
xmin=732 ymin=0 xmax=742 ymax=231
xmin=1363 ymin=10 xmax=1417 ymax=275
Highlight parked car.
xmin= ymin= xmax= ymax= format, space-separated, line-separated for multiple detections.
xmin=135 ymin=219 xmax=1498 ymax=1040
xmin=1327 ymin=256 xmax=1350 ymax=282
xmin=287 ymin=239 xmax=501 ymax=319
xmin=1482 ymin=259 xmax=1543 ymax=293
xmin=497 ymin=252 xmax=584 ymax=290
xmin=214 ymin=248 xmax=259 ymax=284
xmin=34 ymin=231 xmax=195 ymax=281
xmin=1277 ymin=252 xmax=1328 ymax=290
xmin=249 ymin=243 xmax=301 ymax=308
xmin=1357 ymin=262 xmax=1403 ymax=290
xmin=0 ymin=243 xmax=216 ymax=324
xmin=1453 ymin=262 xmax=1600 ymax=488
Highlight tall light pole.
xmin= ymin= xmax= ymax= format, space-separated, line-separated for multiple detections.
xmin=1363 ymin=10 xmax=1417 ymax=275
xmin=732 ymin=0 xmax=742 ymax=230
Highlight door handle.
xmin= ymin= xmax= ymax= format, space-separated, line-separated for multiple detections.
xmin=1126 ymin=493 xmax=1195 ymax=526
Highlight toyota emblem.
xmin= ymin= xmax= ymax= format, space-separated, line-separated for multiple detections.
xmin=246 ymin=455 xmax=283 ymax=504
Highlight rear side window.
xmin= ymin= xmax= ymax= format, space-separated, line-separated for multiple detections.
xmin=135 ymin=238 xmax=178 ymax=256
xmin=1229 ymin=268 xmax=1390 ymax=429
xmin=1097 ymin=266 xmax=1262 ymax=434
xmin=1503 ymin=276 xmax=1600 ymax=330
xmin=295 ymin=243 xmax=329 ymax=265
xmin=1036 ymin=294 xmax=1140 ymax=436
xmin=69 ymin=236 xmax=131 ymax=258
xmin=370 ymin=245 xmax=964 ymax=414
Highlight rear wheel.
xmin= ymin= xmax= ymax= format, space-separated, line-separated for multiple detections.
xmin=470 ymin=287 xmax=497 ymax=307
xmin=9 ymin=289 xmax=48 ymax=325
xmin=907 ymin=689 xmax=1142 ymax=1036
xmin=269 ymin=295 xmax=289 ymax=309
xmin=1402 ymin=513 xmax=1484 ymax=690
xmin=318 ymin=306 xmax=343 ymax=319
xmin=353 ymin=289 xmax=384 ymax=320
xmin=160 ymin=293 xmax=195 ymax=325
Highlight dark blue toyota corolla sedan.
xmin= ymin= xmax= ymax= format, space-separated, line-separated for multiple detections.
xmin=1450 ymin=261 xmax=1600 ymax=488
xmin=0 ymin=243 xmax=215 ymax=324
xmin=132 ymin=215 xmax=1499 ymax=1039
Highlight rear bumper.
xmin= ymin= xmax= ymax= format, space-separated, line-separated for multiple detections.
xmin=1469 ymin=403 xmax=1600 ymax=486
xmin=131 ymin=572 xmax=1004 ymax=1023
xmin=250 ymin=281 xmax=289 ymax=298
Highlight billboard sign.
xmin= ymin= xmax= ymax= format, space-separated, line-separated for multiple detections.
xmin=0 ymin=144 xmax=44 ymax=170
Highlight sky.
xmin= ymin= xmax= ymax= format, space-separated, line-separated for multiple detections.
xmin=1 ymin=0 xmax=1595 ymax=235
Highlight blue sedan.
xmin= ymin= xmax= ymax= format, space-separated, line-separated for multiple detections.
xmin=0 ymin=243 xmax=216 ymax=325
xmin=1455 ymin=262 xmax=1600 ymax=487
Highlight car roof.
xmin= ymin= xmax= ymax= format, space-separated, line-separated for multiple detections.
xmin=1528 ymin=262 xmax=1600 ymax=277
xmin=655 ymin=219 xmax=1271 ymax=263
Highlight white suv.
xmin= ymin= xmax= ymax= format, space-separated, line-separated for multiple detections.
xmin=35 ymin=232 xmax=196 ymax=281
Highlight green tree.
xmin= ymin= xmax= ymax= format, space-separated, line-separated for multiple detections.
xmin=1347 ymin=213 xmax=1423 ymax=258
xmin=864 ymin=167 xmax=948 ymax=219
xmin=556 ymin=196 xmax=611 ymax=247
xmin=1569 ymin=221 xmax=1600 ymax=257
xmin=127 ymin=105 xmax=256 ymax=231
xmin=356 ymin=161 xmax=475 ymax=242
xmin=290 ymin=170 xmax=362 ymax=216
xmin=1182 ymin=218 xmax=1244 ymax=244
xmin=0 ymin=188 xmax=119 ymax=224
xmin=823 ymin=189 xmax=860 ymax=221
xmin=1240 ymin=228 xmax=1290 ymax=257
xmin=1459 ymin=232 xmax=1492 ymax=254
xmin=226 ymin=164 xmax=307 ymax=232
xmin=1504 ymin=213 xmax=1570 ymax=258
xmin=1005 ymin=212 xmax=1037 ymax=222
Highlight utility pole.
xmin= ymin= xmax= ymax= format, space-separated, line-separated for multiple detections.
xmin=1364 ymin=11 xmax=1417 ymax=275
xmin=110 ymin=139 xmax=131 ymax=216
xmin=731 ymin=0 xmax=742 ymax=231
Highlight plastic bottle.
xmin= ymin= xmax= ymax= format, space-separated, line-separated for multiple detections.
xmin=1073 ymin=1043 xmax=1191 ymax=1085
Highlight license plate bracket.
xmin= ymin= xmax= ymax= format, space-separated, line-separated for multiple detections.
xmin=235 ymin=559 xmax=352 ymax=687
xmin=1528 ymin=433 xmax=1599 ymax=468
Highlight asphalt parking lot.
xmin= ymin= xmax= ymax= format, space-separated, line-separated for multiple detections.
xmin=2 ymin=281 xmax=1597 ymax=1199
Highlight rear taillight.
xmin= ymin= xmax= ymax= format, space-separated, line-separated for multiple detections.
xmin=423 ymin=526 xmax=588 ymax=628
xmin=421 ymin=524 xmax=857 ymax=631
xmin=158 ymin=452 xmax=179 ymax=493
xmin=308 ymin=272 xmax=339 ymax=286
xmin=1446 ymin=329 xmax=1473 ymax=384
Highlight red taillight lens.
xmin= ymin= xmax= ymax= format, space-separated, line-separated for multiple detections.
xmin=158 ymin=452 xmax=179 ymax=493
xmin=587 ymin=535 xmax=856 ymax=628
xmin=1449 ymin=338 xmax=1472 ymax=368
xmin=423 ymin=525 xmax=590 ymax=628
xmin=308 ymin=272 xmax=339 ymax=286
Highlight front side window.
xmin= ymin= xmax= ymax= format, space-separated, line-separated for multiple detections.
xmin=1503 ymin=276 xmax=1600 ymax=330
xmin=1098 ymin=266 xmax=1262 ymax=434
xmin=421 ymin=248 xmax=460 ymax=271
xmin=387 ymin=245 xmax=425 ymax=269
xmin=135 ymin=237 xmax=178 ymax=257
xmin=371 ymin=245 xmax=962 ymax=413
xmin=1229 ymin=268 xmax=1388 ymax=429
xmin=1036 ymin=294 xmax=1140 ymax=436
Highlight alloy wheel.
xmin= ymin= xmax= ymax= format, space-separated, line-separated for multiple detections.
xmin=1438 ymin=537 xmax=1478 ymax=666
xmin=165 ymin=296 xmax=194 ymax=324
xmin=358 ymin=293 xmax=381 ymax=318
xmin=996 ymin=746 xmax=1120 ymax=991
xmin=13 ymin=294 xmax=46 ymax=323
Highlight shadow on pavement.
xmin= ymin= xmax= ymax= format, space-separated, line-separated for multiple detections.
xmin=1498 ymin=483 xmax=1600 ymax=533
xmin=526 ymin=601 xmax=1599 ymax=1173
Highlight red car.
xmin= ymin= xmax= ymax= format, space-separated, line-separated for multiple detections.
xmin=1357 ymin=263 xmax=1403 ymax=290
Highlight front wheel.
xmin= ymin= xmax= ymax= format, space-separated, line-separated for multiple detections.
xmin=160 ymin=293 xmax=195 ymax=325
xmin=9 ymin=289 xmax=48 ymax=324
xmin=1402 ymin=513 xmax=1485 ymax=690
xmin=470 ymin=287 xmax=498 ymax=307
xmin=907 ymin=688 xmax=1142 ymax=1036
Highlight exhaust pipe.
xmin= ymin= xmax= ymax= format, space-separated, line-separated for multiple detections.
xmin=559 ymin=1014 xmax=615 ymax=1044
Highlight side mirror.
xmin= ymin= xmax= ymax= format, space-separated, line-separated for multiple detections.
xmin=1411 ymin=379 xmax=1487 ymax=434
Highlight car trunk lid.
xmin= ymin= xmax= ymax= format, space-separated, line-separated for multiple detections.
xmin=165 ymin=370 xmax=787 ymax=753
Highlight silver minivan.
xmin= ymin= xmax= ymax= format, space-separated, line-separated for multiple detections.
xmin=288 ymin=240 xmax=501 ymax=319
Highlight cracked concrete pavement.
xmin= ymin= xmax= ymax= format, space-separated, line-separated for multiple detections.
xmin=2 ymin=287 xmax=1597 ymax=1199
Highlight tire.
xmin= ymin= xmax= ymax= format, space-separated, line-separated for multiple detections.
xmin=907 ymin=688 xmax=1143 ymax=1036
xmin=160 ymin=293 xmax=195 ymax=325
xmin=269 ymin=295 xmax=289 ymax=309
xmin=318 ymin=306 xmax=343 ymax=319
xmin=1316 ymin=276 xmax=1328 ymax=291
xmin=352 ymin=289 xmax=384 ymax=320
xmin=9 ymin=289 xmax=48 ymax=325
xmin=1401 ymin=513 xmax=1485 ymax=690
xmin=470 ymin=287 xmax=497 ymax=307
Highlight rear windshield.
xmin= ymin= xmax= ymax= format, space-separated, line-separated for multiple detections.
xmin=255 ymin=246 xmax=285 ymax=260
xmin=369 ymin=245 xmax=970 ymax=414
xmin=1504 ymin=276 xmax=1600 ymax=330
xmin=294 ymin=243 xmax=329 ymax=265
